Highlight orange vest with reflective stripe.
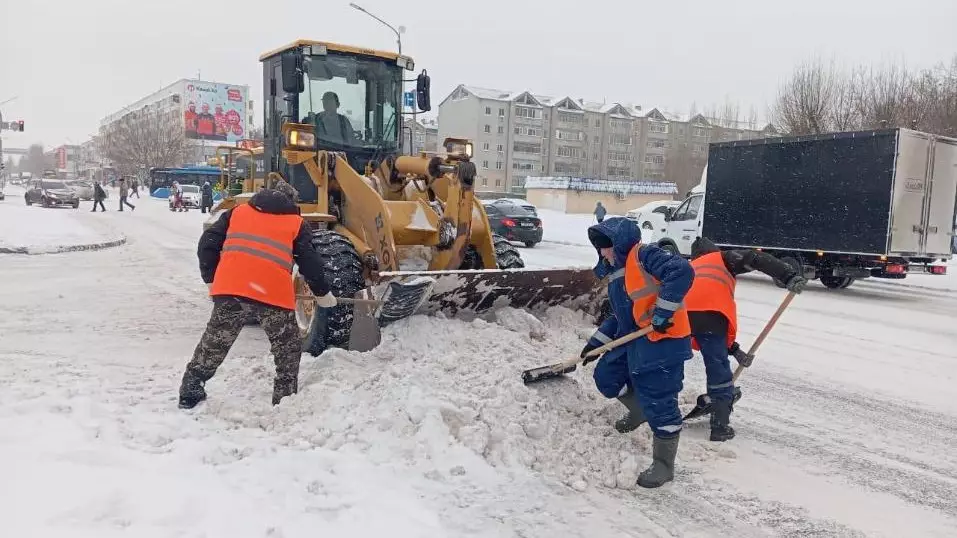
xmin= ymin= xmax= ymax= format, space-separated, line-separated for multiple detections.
xmin=624 ymin=244 xmax=691 ymax=341
xmin=685 ymin=251 xmax=737 ymax=348
xmin=210 ymin=203 xmax=303 ymax=309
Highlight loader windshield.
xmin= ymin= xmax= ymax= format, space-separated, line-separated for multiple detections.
xmin=300 ymin=52 xmax=400 ymax=151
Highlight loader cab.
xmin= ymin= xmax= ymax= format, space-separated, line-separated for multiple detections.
xmin=260 ymin=40 xmax=430 ymax=203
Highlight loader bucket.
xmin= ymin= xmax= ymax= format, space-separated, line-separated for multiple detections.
xmin=374 ymin=267 xmax=604 ymax=320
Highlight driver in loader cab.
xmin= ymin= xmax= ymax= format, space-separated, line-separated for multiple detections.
xmin=307 ymin=91 xmax=356 ymax=145
xmin=178 ymin=180 xmax=337 ymax=409
xmin=582 ymin=217 xmax=694 ymax=488
xmin=685 ymin=237 xmax=807 ymax=441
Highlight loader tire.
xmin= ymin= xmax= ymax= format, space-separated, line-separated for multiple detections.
xmin=307 ymin=229 xmax=365 ymax=348
xmin=459 ymin=234 xmax=526 ymax=270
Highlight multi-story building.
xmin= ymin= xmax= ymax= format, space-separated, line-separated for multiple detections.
xmin=99 ymin=79 xmax=254 ymax=166
xmin=44 ymin=145 xmax=80 ymax=177
xmin=402 ymin=118 xmax=439 ymax=155
xmin=438 ymin=84 xmax=775 ymax=194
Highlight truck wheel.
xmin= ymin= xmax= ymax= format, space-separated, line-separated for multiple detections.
xmin=839 ymin=277 xmax=855 ymax=289
xmin=820 ymin=275 xmax=845 ymax=289
xmin=641 ymin=221 xmax=654 ymax=231
xmin=297 ymin=229 xmax=365 ymax=350
xmin=25 ymin=196 xmax=32 ymax=206
xmin=773 ymin=256 xmax=803 ymax=288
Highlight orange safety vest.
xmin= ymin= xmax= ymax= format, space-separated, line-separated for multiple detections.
xmin=624 ymin=244 xmax=691 ymax=341
xmin=685 ymin=251 xmax=737 ymax=348
xmin=210 ymin=204 xmax=303 ymax=309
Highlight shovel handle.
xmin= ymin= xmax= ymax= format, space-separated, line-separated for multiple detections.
xmin=554 ymin=325 xmax=656 ymax=372
xmin=732 ymin=290 xmax=796 ymax=382
xmin=296 ymin=294 xmax=382 ymax=306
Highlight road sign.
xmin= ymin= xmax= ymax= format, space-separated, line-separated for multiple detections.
xmin=404 ymin=91 xmax=415 ymax=109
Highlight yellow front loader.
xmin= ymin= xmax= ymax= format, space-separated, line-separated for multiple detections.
xmin=209 ymin=40 xmax=603 ymax=353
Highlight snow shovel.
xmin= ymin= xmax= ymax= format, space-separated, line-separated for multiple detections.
xmin=683 ymin=290 xmax=797 ymax=421
xmin=522 ymin=325 xmax=655 ymax=385
xmin=303 ymin=277 xmax=436 ymax=356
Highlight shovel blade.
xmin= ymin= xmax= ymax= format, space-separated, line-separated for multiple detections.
xmin=347 ymin=292 xmax=382 ymax=352
xmin=682 ymin=386 xmax=743 ymax=421
xmin=374 ymin=276 xmax=436 ymax=327
xmin=522 ymin=363 xmax=578 ymax=385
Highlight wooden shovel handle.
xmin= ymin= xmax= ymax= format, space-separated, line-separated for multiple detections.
xmin=296 ymin=294 xmax=382 ymax=306
xmin=555 ymin=325 xmax=656 ymax=372
xmin=732 ymin=290 xmax=796 ymax=382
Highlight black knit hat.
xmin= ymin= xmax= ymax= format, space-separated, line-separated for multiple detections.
xmin=588 ymin=227 xmax=613 ymax=249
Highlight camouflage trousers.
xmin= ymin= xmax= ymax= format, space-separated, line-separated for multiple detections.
xmin=184 ymin=296 xmax=302 ymax=402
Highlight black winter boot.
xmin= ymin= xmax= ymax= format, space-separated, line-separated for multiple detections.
xmin=178 ymin=368 xmax=210 ymax=409
xmin=614 ymin=391 xmax=648 ymax=433
xmin=637 ymin=434 xmax=680 ymax=488
xmin=709 ymin=399 xmax=736 ymax=442
xmin=272 ymin=377 xmax=298 ymax=405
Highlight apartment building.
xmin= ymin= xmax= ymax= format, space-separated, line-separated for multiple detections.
xmin=402 ymin=118 xmax=439 ymax=155
xmin=438 ymin=84 xmax=775 ymax=193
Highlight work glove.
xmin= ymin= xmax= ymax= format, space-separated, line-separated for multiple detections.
xmin=784 ymin=274 xmax=808 ymax=294
xmin=580 ymin=342 xmax=600 ymax=365
xmin=728 ymin=341 xmax=755 ymax=367
xmin=315 ymin=292 xmax=337 ymax=308
xmin=651 ymin=314 xmax=674 ymax=334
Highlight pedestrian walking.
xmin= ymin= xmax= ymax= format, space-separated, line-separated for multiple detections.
xmin=594 ymin=201 xmax=607 ymax=223
xmin=201 ymin=181 xmax=214 ymax=214
xmin=118 ymin=177 xmax=136 ymax=211
xmin=129 ymin=178 xmax=140 ymax=199
xmin=178 ymin=180 xmax=335 ymax=408
xmin=91 ymin=181 xmax=107 ymax=212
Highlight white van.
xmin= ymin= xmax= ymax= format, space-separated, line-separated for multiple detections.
xmin=656 ymin=167 xmax=706 ymax=255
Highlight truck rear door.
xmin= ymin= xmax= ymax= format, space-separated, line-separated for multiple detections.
xmin=889 ymin=131 xmax=932 ymax=255
xmin=922 ymin=136 xmax=957 ymax=256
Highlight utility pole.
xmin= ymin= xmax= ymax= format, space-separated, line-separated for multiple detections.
xmin=0 ymin=96 xmax=20 ymax=179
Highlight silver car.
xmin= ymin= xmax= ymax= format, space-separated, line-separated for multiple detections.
xmin=66 ymin=180 xmax=95 ymax=201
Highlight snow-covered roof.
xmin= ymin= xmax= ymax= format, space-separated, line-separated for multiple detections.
xmin=442 ymin=84 xmax=641 ymax=117
xmin=643 ymin=107 xmax=687 ymax=122
xmin=525 ymin=176 xmax=678 ymax=195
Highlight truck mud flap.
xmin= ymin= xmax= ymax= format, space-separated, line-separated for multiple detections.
xmin=375 ymin=268 xmax=604 ymax=320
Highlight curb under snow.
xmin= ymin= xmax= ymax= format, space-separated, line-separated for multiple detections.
xmin=0 ymin=235 xmax=127 ymax=255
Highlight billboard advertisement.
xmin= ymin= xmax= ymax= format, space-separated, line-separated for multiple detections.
xmin=183 ymin=80 xmax=247 ymax=142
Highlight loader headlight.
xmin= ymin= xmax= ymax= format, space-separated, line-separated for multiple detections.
xmin=442 ymin=138 xmax=473 ymax=161
xmin=286 ymin=127 xmax=316 ymax=149
xmin=396 ymin=55 xmax=415 ymax=71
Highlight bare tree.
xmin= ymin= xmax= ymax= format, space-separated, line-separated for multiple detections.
xmin=771 ymin=59 xmax=852 ymax=135
xmin=852 ymin=62 xmax=912 ymax=129
xmin=99 ymin=105 xmax=187 ymax=178
xmin=664 ymin=142 xmax=707 ymax=197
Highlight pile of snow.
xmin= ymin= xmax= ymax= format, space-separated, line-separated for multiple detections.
xmin=0 ymin=196 xmax=124 ymax=254
xmin=199 ymin=307 xmax=716 ymax=493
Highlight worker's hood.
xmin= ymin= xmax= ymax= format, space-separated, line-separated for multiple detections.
xmin=691 ymin=236 xmax=720 ymax=259
xmin=588 ymin=216 xmax=641 ymax=278
xmin=249 ymin=189 xmax=300 ymax=215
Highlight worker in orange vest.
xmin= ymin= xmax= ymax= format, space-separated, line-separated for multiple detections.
xmin=178 ymin=180 xmax=335 ymax=409
xmin=583 ymin=217 xmax=695 ymax=488
xmin=686 ymin=237 xmax=806 ymax=441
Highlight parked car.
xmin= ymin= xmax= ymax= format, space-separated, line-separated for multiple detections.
xmin=625 ymin=200 xmax=680 ymax=239
xmin=490 ymin=198 xmax=538 ymax=216
xmin=24 ymin=180 xmax=80 ymax=208
xmin=169 ymin=184 xmax=202 ymax=209
xmin=483 ymin=199 xmax=543 ymax=247
xmin=65 ymin=180 xmax=95 ymax=201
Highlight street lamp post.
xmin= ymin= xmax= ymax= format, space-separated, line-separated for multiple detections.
xmin=0 ymin=96 xmax=19 ymax=177
xmin=348 ymin=3 xmax=405 ymax=54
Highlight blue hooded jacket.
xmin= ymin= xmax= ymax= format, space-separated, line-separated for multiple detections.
xmin=586 ymin=217 xmax=694 ymax=373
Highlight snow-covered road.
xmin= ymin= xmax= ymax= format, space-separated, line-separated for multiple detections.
xmin=2 ymin=197 xmax=956 ymax=537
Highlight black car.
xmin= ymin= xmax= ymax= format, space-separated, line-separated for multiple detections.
xmin=25 ymin=180 xmax=80 ymax=208
xmin=483 ymin=200 xmax=543 ymax=247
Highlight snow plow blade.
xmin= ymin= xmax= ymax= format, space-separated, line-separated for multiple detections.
xmin=375 ymin=267 xmax=605 ymax=319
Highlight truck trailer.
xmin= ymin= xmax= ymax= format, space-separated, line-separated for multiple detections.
xmin=656 ymin=128 xmax=956 ymax=289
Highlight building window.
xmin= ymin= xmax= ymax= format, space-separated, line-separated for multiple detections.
xmin=495 ymin=179 xmax=501 ymax=187
xmin=496 ymin=144 xmax=503 ymax=153
xmin=647 ymin=140 xmax=669 ymax=149
xmin=495 ymin=161 xmax=503 ymax=170
xmin=514 ymin=126 xmax=540 ymax=136
xmin=512 ymin=161 xmax=535 ymax=171
xmin=483 ymin=142 xmax=490 ymax=151
xmin=485 ymin=106 xmax=491 ymax=115
xmin=694 ymin=144 xmax=707 ymax=154
xmin=609 ymin=118 xmax=631 ymax=129
xmin=498 ymin=108 xmax=505 ymax=117
xmin=497 ymin=125 xmax=504 ymax=134
xmin=482 ymin=177 xmax=488 ymax=186
xmin=513 ymin=142 xmax=542 ymax=154
xmin=556 ymin=146 xmax=581 ymax=158
xmin=649 ymin=122 xmax=668 ymax=134
xmin=594 ymin=119 xmax=601 ymax=127
xmin=608 ymin=150 xmax=630 ymax=162
xmin=693 ymin=127 xmax=708 ymax=137
xmin=609 ymin=134 xmax=632 ymax=146
xmin=482 ymin=160 xmax=489 ymax=169
xmin=484 ymin=125 xmax=491 ymax=133
xmin=554 ymin=162 xmax=581 ymax=174
xmin=557 ymin=111 xmax=583 ymax=124
xmin=555 ymin=129 xmax=583 ymax=141
xmin=515 ymin=106 xmax=540 ymax=119
xmin=607 ymin=166 xmax=630 ymax=178
xmin=644 ymin=155 xmax=665 ymax=165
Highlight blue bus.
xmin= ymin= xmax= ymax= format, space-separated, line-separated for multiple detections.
xmin=148 ymin=166 xmax=222 ymax=190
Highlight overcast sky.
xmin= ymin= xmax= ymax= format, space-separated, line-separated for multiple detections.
xmin=2 ymin=0 xmax=956 ymax=152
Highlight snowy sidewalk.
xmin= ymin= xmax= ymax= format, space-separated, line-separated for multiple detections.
xmin=0 ymin=188 xmax=126 ymax=254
